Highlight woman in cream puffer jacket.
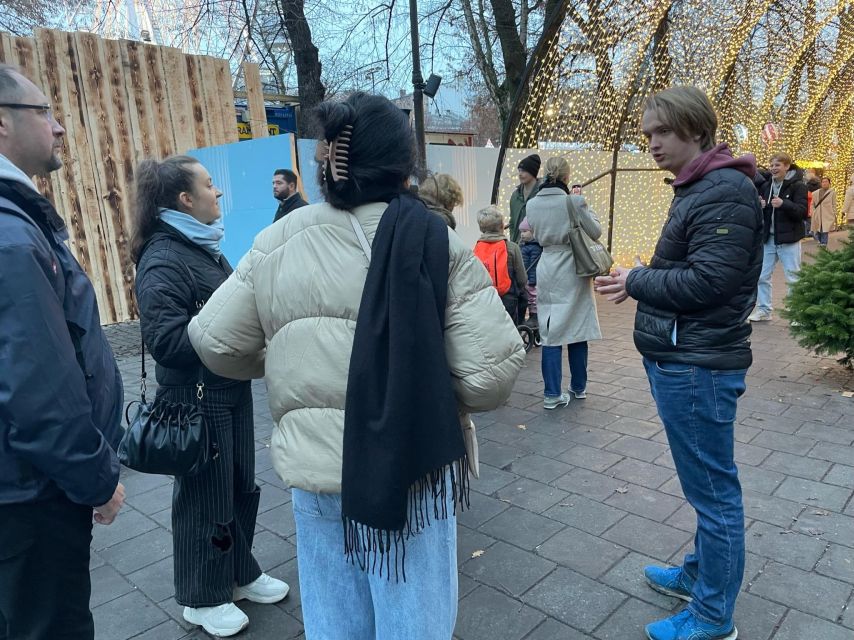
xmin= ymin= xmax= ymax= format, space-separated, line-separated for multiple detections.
xmin=188 ymin=199 xmax=524 ymax=493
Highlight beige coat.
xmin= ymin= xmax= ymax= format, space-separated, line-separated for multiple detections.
xmin=811 ymin=187 xmax=837 ymax=233
xmin=524 ymin=188 xmax=602 ymax=346
xmin=842 ymin=186 xmax=854 ymax=222
xmin=188 ymin=201 xmax=525 ymax=493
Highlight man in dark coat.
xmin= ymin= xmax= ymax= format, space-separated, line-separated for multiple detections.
xmin=272 ymin=168 xmax=308 ymax=222
xmin=508 ymin=153 xmax=541 ymax=242
xmin=595 ymin=86 xmax=762 ymax=640
xmin=749 ymin=152 xmax=808 ymax=321
xmin=0 ymin=64 xmax=125 ymax=639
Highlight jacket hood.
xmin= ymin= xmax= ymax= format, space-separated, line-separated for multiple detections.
xmin=478 ymin=232 xmax=507 ymax=243
xmin=672 ymin=143 xmax=756 ymax=187
xmin=0 ymin=154 xmax=40 ymax=194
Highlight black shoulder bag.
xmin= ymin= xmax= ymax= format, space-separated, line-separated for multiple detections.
xmin=118 ymin=262 xmax=218 ymax=476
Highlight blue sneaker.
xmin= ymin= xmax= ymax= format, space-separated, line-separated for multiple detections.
xmin=646 ymin=609 xmax=737 ymax=640
xmin=644 ymin=565 xmax=693 ymax=602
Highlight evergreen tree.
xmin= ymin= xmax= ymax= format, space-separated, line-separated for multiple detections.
xmin=782 ymin=229 xmax=854 ymax=368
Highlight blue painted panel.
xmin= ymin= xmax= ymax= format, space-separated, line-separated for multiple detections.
xmin=187 ymin=135 xmax=296 ymax=267
xmin=296 ymin=138 xmax=324 ymax=206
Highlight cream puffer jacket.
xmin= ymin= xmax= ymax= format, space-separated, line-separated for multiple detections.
xmin=188 ymin=201 xmax=526 ymax=493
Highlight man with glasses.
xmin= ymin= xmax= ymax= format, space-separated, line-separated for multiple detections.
xmin=0 ymin=64 xmax=125 ymax=639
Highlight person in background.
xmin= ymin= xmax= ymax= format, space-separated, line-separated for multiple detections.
xmin=132 ymin=155 xmax=288 ymax=638
xmin=803 ymin=169 xmax=820 ymax=238
xmin=749 ymin=152 xmax=808 ymax=322
xmin=272 ymin=168 xmax=308 ymax=222
xmin=187 ymin=92 xmax=525 ymax=640
xmin=526 ymin=155 xmax=602 ymax=410
xmin=842 ymin=175 xmax=854 ymax=228
xmin=811 ymin=176 xmax=837 ymax=247
xmin=571 ymin=183 xmax=583 ymax=195
xmin=518 ymin=216 xmax=542 ymax=329
xmin=508 ymin=153 xmax=541 ymax=242
xmin=595 ymin=86 xmax=762 ymax=640
xmin=419 ymin=172 xmax=463 ymax=230
xmin=475 ymin=205 xmax=528 ymax=324
xmin=0 ymin=63 xmax=125 ymax=640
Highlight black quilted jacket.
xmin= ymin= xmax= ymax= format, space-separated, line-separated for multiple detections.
xmin=135 ymin=222 xmax=237 ymax=388
xmin=625 ymin=167 xmax=763 ymax=370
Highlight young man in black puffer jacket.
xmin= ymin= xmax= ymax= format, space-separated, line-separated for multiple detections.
xmin=595 ymin=86 xmax=762 ymax=640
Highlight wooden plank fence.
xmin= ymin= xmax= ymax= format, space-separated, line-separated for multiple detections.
xmin=0 ymin=28 xmax=268 ymax=323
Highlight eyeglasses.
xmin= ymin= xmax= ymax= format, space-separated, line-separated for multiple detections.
xmin=0 ymin=103 xmax=54 ymax=121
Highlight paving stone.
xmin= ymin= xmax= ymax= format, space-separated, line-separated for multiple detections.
xmin=125 ymin=482 xmax=175 ymax=515
xmin=126 ymin=557 xmax=175 ymax=604
xmin=256 ymin=468 xmax=286 ymax=489
xmin=479 ymin=440 xmax=528 ymax=468
xmin=563 ymin=426 xmax=622 ymax=448
xmin=93 ymin=591 xmax=168 ymax=640
xmin=658 ymin=475 xmax=685 ymax=500
xmin=557 ymin=445 xmax=623 ymax=473
xmin=816 ymin=543 xmax=854 ymax=584
xmin=738 ymin=395 xmax=789 ymax=416
xmin=825 ymin=464 xmax=854 ymax=489
xmin=741 ymin=414 xmax=803 ymax=435
xmin=523 ymin=618 xmax=592 ymax=639
xmin=607 ymin=458 xmax=674 ymax=490
xmin=749 ymin=562 xmax=852 ymax=621
xmin=482 ymin=405 xmax=540 ymax=427
xmin=542 ymin=494 xmax=628 ymax=536
xmin=737 ymin=464 xmax=786 ymax=495
xmin=599 ymin=552 xmax=685 ymax=610
xmin=602 ymin=515 xmax=692 ymax=562
xmin=514 ymin=432 xmax=576 ymax=458
xmin=537 ymin=526 xmax=628 ymax=579
xmin=455 ymin=585 xmax=545 ymax=640
xmin=742 ymin=490 xmax=804 ymax=528
xmin=734 ymin=441 xmax=773 ymax=466
xmin=751 ymin=431 xmax=818 ymax=456
xmin=128 ymin=619 xmax=189 ymax=640
xmin=774 ymin=476 xmax=852 ymax=512
xmin=256 ymin=503 xmax=297 ymax=539
xmin=743 ymin=551 xmax=770 ymax=586
xmin=458 ymin=573 xmax=479 ymax=599
xmin=267 ymin=557 xmax=301 ymax=614
xmin=745 ymin=521 xmax=826 ymax=570
xmin=89 ymin=564 xmax=136 ymax=608
xmin=150 ymin=507 xmax=172 ymax=532
xmin=810 ymin=442 xmax=854 ymax=466
xmin=522 ymin=567 xmax=626 ymax=633
xmin=605 ymin=435 xmax=669 ymax=463
xmin=604 ymin=484 xmax=683 ymax=522
xmin=90 ymin=551 xmax=106 ymax=570
xmin=251 ymin=530 xmax=297 ymax=572
xmin=504 ymin=453 xmax=574 ymax=483
xmin=495 ymin=477 xmax=570 ymax=513
xmin=91 ymin=508 xmax=159 ymax=551
xmin=480 ymin=421 xmax=530 ymax=445
xmin=461 ymin=541 xmax=556 ymax=597
xmin=478 ymin=506 xmax=565 ymax=550
xmin=119 ymin=470 xmax=173 ymax=496
xmin=554 ymin=468 xmax=626 ymax=501
xmin=233 ymin=601 xmax=303 ymax=638
xmin=793 ymin=509 xmax=854 ymax=549
xmin=457 ymin=491 xmax=511 ymax=529
xmin=730 ymin=591 xmax=787 ymax=640
xmin=591 ymin=596 xmax=670 ymax=640
xmin=603 ymin=417 xmax=661 ymax=439
xmin=258 ymin=484 xmax=292 ymax=514
xmin=99 ymin=527 xmax=173 ymax=574
xmin=796 ymin=422 xmax=854 ymax=446
xmin=471 ymin=463 xmax=521 ymax=495
xmin=761 ymin=450 xmax=832 ymax=481
xmin=664 ymin=502 xmax=695 ymax=532
xmin=734 ymin=423 xmax=761 ymax=444
xmin=457 ymin=525 xmax=498 ymax=565
xmin=772 ymin=610 xmax=854 ymax=640
xmin=782 ymin=404 xmax=843 ymax=424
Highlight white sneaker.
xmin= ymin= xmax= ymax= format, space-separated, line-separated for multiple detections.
xmin=233 ymin=573 xmax=289 ymax=604
xmin=748 ymin=308 xmax=772 ymax=322
xmin=183 ymin=603 xmax=248 ymax=637
xmin=544 ymin=392 xmax=571 ymax=410
xmin=570 ymin=389 xmax=587 ymax=399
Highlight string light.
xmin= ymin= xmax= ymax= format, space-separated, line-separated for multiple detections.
xmin=499 ymin=0 xmax=854 ymax=265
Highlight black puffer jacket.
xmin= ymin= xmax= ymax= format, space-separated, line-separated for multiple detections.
xmin=755 ymin=167 xmax=808 ymax=244
xmin=135 ymin=222 xmax=237 ymax=388
xmin=626 ymin=163 xmax=763 ymax=371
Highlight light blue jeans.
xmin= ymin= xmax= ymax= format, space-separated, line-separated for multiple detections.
xmin=292 ymin=488 xmax=458 ymax=640
xmin=756 ymin=238 xmax=801 ymax=313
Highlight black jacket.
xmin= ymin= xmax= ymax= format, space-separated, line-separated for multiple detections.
xmin=135 ymin=222 xmax=237 ymax=388
xmin=0 ymin=177 xmax=122 ymax=507
xmin=755 ymin=168 xmax=809 ymax=244
xmin=273 ymin=192 xmax=308 ymax=222
xmin=626 ymin=167 xmax=763 ymax=370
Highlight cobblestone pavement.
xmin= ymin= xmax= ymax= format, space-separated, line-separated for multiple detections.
xmin=94 ymin=233 xmax=854 ymax=639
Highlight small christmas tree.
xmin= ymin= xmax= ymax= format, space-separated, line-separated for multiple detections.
xmin=782 ymin=228 xmax=854 ymax=368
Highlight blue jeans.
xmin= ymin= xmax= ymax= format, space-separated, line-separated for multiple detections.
xmin=815 ymin=231 xmax=829 ymax=246
xmin=756 ymin=239 xmax=801 ymax=313
xmin=643 ymin=358 xmax=747 ymax=625
xmin=542 ymin=342 xmax=588 ymax=397
xmin=292 ymin=488 xmax=458 ymax=640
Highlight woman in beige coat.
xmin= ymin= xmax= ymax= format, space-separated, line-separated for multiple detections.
xmin=843 ymin=176 xmax=854 ymax=227
xmin=188 ymin=93 xmax=525 ymax=640
xmin=525 ymin=156 xmax=602 ymax=410
xmin=811 ymin=176 xmax=837 ymax=247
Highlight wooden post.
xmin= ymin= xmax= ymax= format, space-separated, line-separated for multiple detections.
xmin=243 ymin=62 xmax=269 ymax=139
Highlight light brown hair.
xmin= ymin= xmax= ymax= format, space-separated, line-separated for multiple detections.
xmin=419 ymin=173 xmax=463 ymax=212
xmin=644 ymin=86 xmax=718 ymax=151
xmin=769 ymin=152 xmax=793 ymax=167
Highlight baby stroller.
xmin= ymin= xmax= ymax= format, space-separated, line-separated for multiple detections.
xmin=516 ymin=256 xmax=541 ymax=352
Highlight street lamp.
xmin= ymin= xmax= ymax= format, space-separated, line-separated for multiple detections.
xmin=409 ymin=0 xmax=426 ymax=176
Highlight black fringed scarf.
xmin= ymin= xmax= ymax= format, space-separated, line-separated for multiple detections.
xmin=342 ymin=193 xmax=469 ymax=580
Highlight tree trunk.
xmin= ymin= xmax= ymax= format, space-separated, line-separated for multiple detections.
xmin=490 ymin=0 xmax=528 ymax=125
xmin=277 ymin=0 xmax=325 ymax=138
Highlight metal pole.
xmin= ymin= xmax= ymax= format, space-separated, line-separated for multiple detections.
xmin=409 ymin=0 xmax=427 ymax=176
xmin=606 ymin=146 xmax=619 ymax=252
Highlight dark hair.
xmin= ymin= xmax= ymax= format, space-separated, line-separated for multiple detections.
xmin=821 ymin=175 xmax=831 ymax=184
xmin=130 ymin=155 xmax=201 ymax=262
xmin=274 ymin=168 xmax=298 ymax=185
xmin=0 ymin=63 xmax=24 ymax=103
xmin=313 ymin=92 xmax=415 ymax=209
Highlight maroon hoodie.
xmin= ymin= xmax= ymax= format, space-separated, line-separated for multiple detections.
xmin=671 ymin=143 xmax=756 ymax=188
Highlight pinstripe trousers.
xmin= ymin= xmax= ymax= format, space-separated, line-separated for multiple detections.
xmin=158 ymin=381 xmax=262 ymax=607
